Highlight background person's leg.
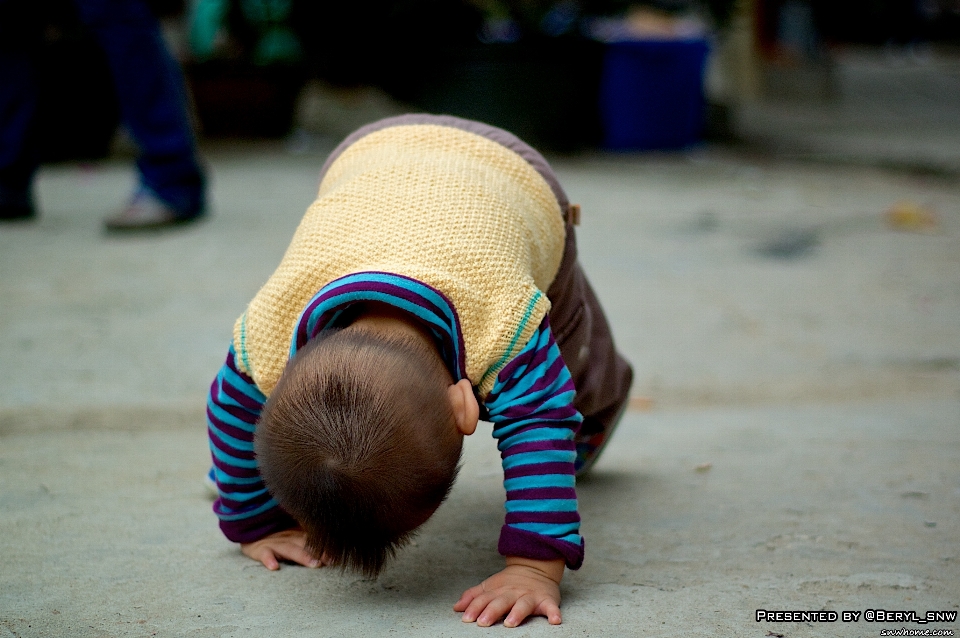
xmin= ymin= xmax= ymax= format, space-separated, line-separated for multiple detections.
xmin=0 ymin=50 xmax=40 ymax=220
xmin=73 ymin=0 xmax=206 ymax=223
xmin=0 ymin=0 xmax=42 ymax=221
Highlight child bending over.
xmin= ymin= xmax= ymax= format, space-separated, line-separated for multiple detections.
xmin=206 ymin=114 xmax=632 ymax=627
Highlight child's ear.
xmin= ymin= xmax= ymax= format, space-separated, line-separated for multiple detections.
xmin=447 ymin=378 xmax=479 ymax=436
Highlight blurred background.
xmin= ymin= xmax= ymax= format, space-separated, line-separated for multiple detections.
xmin=15 ymin=0 xmax=960 ymax=158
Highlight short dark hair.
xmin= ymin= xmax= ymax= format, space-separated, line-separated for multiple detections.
xmin=255 ymin=327 xmax=462 ymax=578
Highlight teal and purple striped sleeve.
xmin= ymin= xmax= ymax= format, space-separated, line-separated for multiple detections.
xmin=485 ymin=317 xmax=585 ymax=569
xmin=207 ymin=346 xmax=296 ymax=542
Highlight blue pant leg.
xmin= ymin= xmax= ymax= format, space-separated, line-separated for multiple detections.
xmin=0 ymin=48 xmax=39 ymax=215
xmin=73 ymin=0 xmax=206 ymax=216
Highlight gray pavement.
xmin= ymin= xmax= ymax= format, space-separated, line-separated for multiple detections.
xmin=736 ymin=47 xmax=960 ymax=175
xmin=2 ymin=114 xmax=960 ymax=635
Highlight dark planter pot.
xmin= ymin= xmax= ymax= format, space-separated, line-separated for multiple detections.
xmin=388 ymin=38 xmax=604 ymax=153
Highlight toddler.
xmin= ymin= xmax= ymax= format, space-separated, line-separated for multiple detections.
xmin=206 ymin=114 xmax=632 ymax=627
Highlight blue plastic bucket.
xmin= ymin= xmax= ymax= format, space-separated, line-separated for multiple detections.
xmin=600 ymin=39 xmax=709 ymax=150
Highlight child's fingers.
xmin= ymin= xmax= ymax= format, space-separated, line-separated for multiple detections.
xmin=260 ymin=549 xmax=280 ymax=570
xmin=453 ymin=585 xmax=485 ymax=612
xmin=275 ymin=543 xmax=321 ymax=568
xmin=503 ymin=595 xmax=538 ymax=628
xmin=460 ymin=591 xmax=499 ymax=623
xmin=538 ymin=599 xmax=562 ymax=625
xmin=475 ymin=594 xmax=518 ymax=627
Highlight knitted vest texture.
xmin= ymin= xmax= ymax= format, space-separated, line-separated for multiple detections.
xmin=233 ymin=124 xmax=565 ymax=397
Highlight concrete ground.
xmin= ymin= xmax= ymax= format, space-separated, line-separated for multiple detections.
xmin=2 ymin=53 xmax=959 ymax=637
xmin=735 ymin=47 xmax=960 ymax=175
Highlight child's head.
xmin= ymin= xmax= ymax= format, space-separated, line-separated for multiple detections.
xmin=255 ymin=327 xmax=465 ymax=578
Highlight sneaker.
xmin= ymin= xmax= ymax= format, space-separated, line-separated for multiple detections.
xmin=203 ymin=467 xmax=219 ymax=499
xmin=574 ymin=402 xmax=628 ymax=476
xmin=103 ymin=187 xmax=204 ymax=232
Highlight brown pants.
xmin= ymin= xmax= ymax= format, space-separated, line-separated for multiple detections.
xmin=321 ymin=115 xmax=634 ymax=435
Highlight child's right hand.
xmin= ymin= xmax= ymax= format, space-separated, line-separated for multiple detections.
xmin=454 ymin=557 xmax=565 ymax=627
xmin=240 ymin=529 xmax=330 ymax=570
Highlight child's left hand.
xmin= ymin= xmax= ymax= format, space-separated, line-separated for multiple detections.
xmin=454 ymin=556 xmax=565 ymax=628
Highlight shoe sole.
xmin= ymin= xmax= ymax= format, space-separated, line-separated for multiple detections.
xmin=104 ymin=213 xmax=206 ymax=233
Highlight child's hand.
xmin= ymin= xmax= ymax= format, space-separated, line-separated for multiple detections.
xmin=240 ymin=528 xmax=330 ymax=570
xmin=454 ymin=557 xmax=565 ymax=628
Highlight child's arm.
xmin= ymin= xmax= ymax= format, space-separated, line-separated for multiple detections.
xmin=454 ymin=557 xmax=564 ymax=627
xmin=470 ymin=317 xmax=584 ymax=626
xmin=207 ymin=346 xmax=299 ymax=551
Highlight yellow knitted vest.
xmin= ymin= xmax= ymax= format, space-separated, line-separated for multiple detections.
xmin=233 ymin=124 xmax=565 ymax=397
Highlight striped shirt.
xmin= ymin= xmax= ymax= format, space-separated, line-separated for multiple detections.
xmin=207 ymin=272 xmax=584 ymax=568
